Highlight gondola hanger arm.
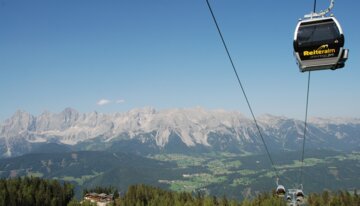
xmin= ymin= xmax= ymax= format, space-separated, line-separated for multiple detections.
xmin=304 ymin=0 xmax=334 ymax=18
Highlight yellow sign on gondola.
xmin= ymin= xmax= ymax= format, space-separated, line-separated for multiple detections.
xmin=303 ymin=44 xmax=336 ymax=56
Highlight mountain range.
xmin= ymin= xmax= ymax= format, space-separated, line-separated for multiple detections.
xmin=1 ymin=107 xmax=360 ymax=158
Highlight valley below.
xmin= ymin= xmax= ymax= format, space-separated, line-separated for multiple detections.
xmin=1 ymin=108 xmax=359 ymax=200
xmin=0 ymin=149 xmax=358 ymax=200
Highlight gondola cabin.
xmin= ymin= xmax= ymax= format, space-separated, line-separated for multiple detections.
xmin=293 ymin=16 xmax=348 ymax=72
xmin=276 ymin=185 xmax=286 ymax=197
xmin=295 ymin=189 xmax=305 ymax=203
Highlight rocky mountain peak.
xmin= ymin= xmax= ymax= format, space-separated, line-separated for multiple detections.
xmin=1 ymin=107 xmax=359 ymax=158
xmin=1 ymin=110 xmax=35 ymax=136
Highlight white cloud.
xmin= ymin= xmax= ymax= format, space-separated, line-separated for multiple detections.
xmin=116 ymin=99 xmax=125 ymax=104
xmin=97 ymin=99 xmax=111 ymax=106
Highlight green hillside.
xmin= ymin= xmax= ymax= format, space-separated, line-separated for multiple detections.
xmin=0 ymin=150 xmax=359 ymax=200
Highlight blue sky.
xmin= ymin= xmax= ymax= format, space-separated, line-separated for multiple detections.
xmin=0 ymin=0 xmax=359 ymax=121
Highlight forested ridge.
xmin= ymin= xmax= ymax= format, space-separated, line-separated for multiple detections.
xmin=0 ymin=177 xmax=359 ymax=206
xmin=0 ymin=177 xmax=74 ymax=205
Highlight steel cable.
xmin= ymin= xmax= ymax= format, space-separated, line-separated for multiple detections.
xmin=205 ymin=0 xmax=280 ymax=180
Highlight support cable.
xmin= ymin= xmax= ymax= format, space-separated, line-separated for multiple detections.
xmin=313 ymin=0 xmax=317 ymax=15
xmin=299 ymin=0 xmax=316 ymax=187
xmin=205 ymin=0 xmax=279 ymax=179
xmin=299 ymin=72 xmax=311 ymax=185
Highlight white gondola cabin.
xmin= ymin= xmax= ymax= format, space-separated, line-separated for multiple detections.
xmin=276 ymin=185 xmax=286 ymax=197
xmin=293 ymin=16 xmax=348 ymax=72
